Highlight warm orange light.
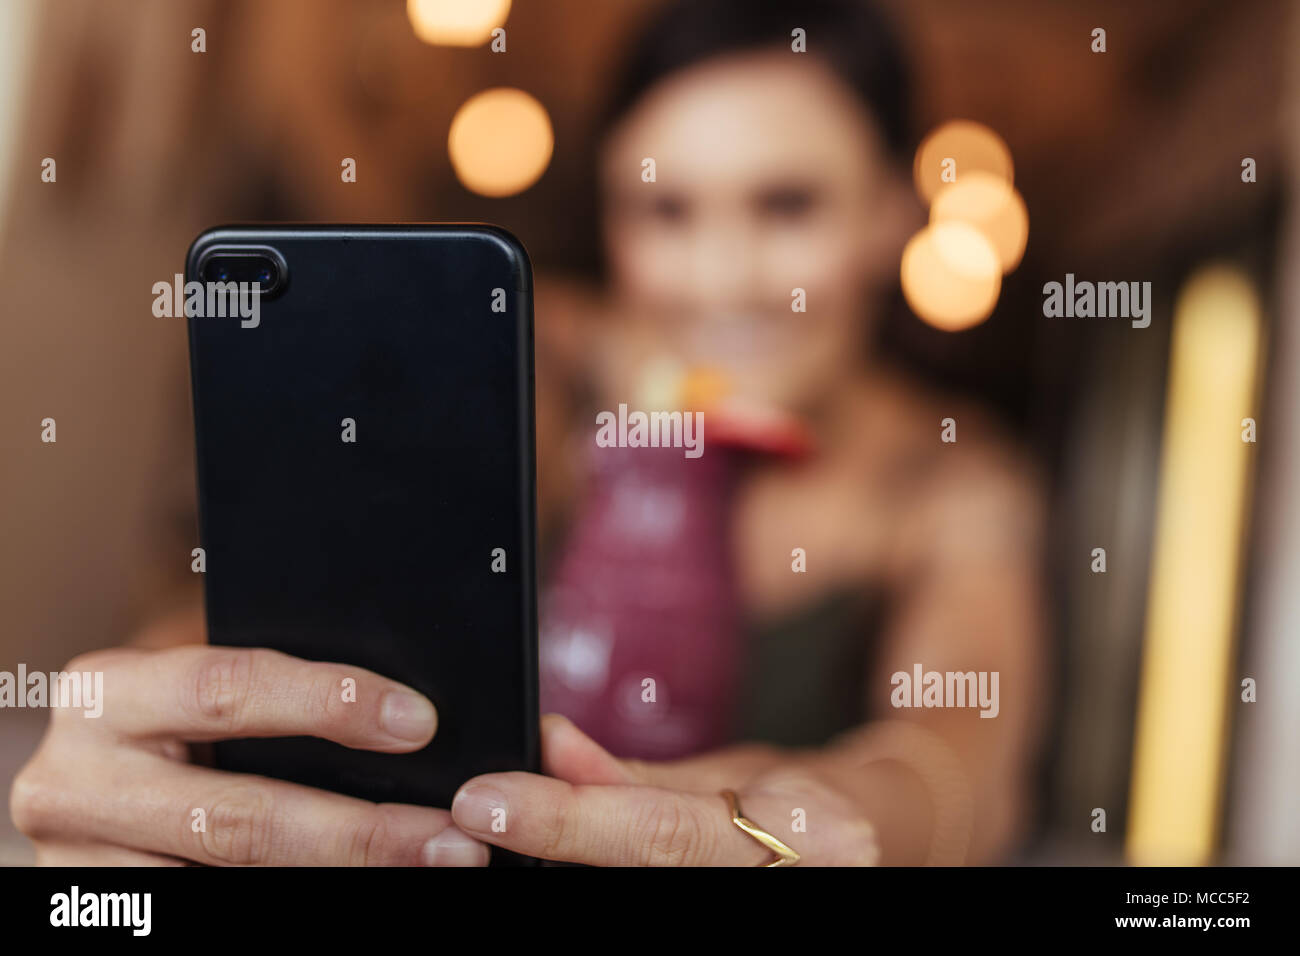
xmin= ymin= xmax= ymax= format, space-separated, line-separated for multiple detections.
xmin=448 ymin=88 xmax=553 ymax=197
xmin=913 ymin=120 xmax=1014 ymax=204
xmin=930 ymin=171 xmax=1028 ymax=273
xmin=900 ymin=222 xmax=1001 ymax=331
xmin=407 ymin=0 xmax=511 ymax=47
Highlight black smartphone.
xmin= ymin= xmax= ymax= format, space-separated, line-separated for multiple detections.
xmin=185 ymin=225 xmax=539 ymax=865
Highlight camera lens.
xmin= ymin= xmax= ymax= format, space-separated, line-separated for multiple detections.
xmin=196 ymin=247 xmax=287 ymax=298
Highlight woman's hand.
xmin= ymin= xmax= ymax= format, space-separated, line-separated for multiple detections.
xmin=9 ymin=643 xmax=489 ymax=866
xmin=451 ymin=714 xmax=881 ymax=866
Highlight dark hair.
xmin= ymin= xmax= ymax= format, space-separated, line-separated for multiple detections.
xmin=597 ymin=0 xmax=912 ymax=159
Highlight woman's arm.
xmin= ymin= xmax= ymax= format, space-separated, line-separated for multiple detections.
xmin=704 ymin=442 xmax=1049 ymax=864
xmin=807 ymin=456 xmax=1049 ymax=865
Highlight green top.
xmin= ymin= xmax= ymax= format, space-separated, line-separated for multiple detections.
xmin=732 ymin=587 xmax=880 ymax=748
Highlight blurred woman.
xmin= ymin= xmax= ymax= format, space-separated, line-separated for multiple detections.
xmin=506 ymin=0 xmax=1049 ymax=865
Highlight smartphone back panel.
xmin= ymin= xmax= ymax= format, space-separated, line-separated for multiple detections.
xmin=186 ymin=225 xmax=539 ymax=824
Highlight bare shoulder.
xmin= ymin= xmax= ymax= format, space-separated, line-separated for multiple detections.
xmin=854 ymin=369 xmax=1047 ymax=580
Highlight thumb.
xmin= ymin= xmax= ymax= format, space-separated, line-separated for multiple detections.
xmin=539 ymin=713 xmax=751 ymax=792
xmin=540 ymin=713 xmax=642 ymax=785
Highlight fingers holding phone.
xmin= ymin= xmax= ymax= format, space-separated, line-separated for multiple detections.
xmin=9 ymin=643 xmax=489 ymax=866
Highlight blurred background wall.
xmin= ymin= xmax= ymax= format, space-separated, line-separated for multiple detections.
xmin=0 ymin=0 xmax=1293 ymax=864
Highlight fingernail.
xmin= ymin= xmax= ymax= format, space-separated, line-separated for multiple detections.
xmin=452 ymin=783 xmax=508 ymax=835
xmin=380 ymin=689 xmax=436 ymax=742
xmin=421 ymin=827 xmax=489 ymax=867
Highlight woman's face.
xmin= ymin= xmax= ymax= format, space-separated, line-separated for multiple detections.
xmin=600 ymin=50 xmax=910 ymax=413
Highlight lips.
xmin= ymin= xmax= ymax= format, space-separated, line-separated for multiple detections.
xmin=679 ymin=312 xmax=798 ymax=362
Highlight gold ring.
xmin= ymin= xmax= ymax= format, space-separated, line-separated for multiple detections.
xmin=720 ymin=789 xmax=801 ymax=867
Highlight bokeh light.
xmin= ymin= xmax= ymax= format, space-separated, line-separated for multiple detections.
xmin=1127 ymin=264 xmax=1262 ymax=866
xmin=913 ymin=120 xmax=1014 ymax=204
xmin=930 ymin=171 xmax=1029 ymax=273
xmin=900 ymin=221 xmax=1002 ymax=331
xmin=448 ymin=88 xmax=554 ymax=197
xmin=407 ymin=0 xmax=511 ymax=47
